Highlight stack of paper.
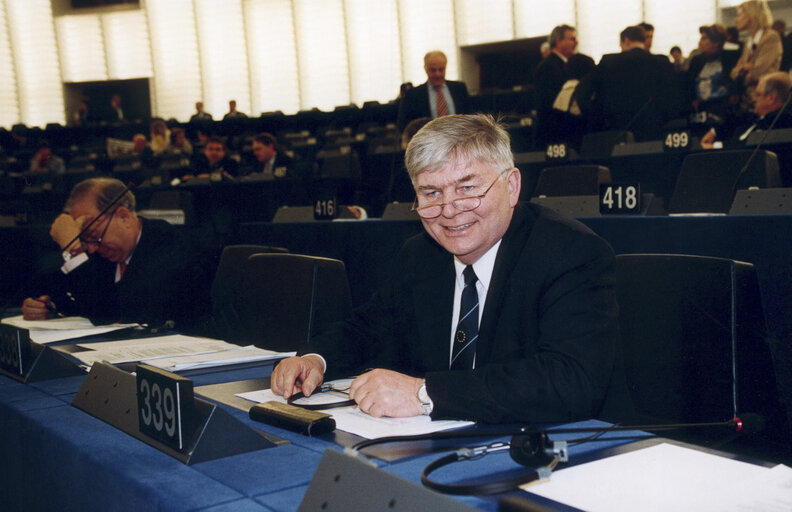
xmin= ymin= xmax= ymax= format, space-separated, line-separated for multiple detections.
xmin=525 ymin=442 xmax=792 ymax=511
xmin=1 ymin=315 xmax=139 ymax=344
xmin=237 ymin=382 xmax=474 ymax=439
xmin=70 ymin=334 xmax=295 ymax=371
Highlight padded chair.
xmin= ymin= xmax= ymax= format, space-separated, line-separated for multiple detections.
xmin=610 ymin=254 xmax=786 ymax=451
xmin=579 ymin=130 xmax=634 ymax=159
xmin=148 ymin=190 xmax=195 ymax=224
xmin=208 ymin=245 xmax=289 ymax=342
xmin=533 ymin=165 xmax=611 ymax=197
xmin=668 ymin=149 xmax=781 ymax=214
xmin=236 ymin=253 xmax=353 ymax=352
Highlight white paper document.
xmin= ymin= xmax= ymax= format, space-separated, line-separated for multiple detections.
xmin=143 ymin=345 xmax=296 ymax=372
xmin=1 ymin=315 xmax=139 ymax=344
xmin=236 ymin=383 xmax=474 ymax=439
xmin=525 ymin=442 xmax=792 ymax=512
xmin=72 ymin=335 xmax=232 ymax=365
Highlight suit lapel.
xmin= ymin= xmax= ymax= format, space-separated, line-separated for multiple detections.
xmin=412 ymin=247 xmax=455 ymax=370
xmin=477 ymin=204 xmax=534 ymax=364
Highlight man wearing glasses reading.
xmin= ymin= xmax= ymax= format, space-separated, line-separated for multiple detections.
xmin=21 ymin=177 xmax=211 ymax=332
xmin=272 ymin=114 xmax=623 ymax=423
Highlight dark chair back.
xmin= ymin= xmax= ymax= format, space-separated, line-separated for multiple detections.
xmin=580 ymin=130 xmax=634 ymax=159
xmin=611 ymin=254 xmax=787 ymax=452
xmin=237 ymin=253 xmax=352 ymax=352
xmin=669 ymin=149 xmax=781 ymax=214
xmin=209 ymin=245 xmax=288 ymax=341
xmin=534 ymin=165 xmax=611 ymax=197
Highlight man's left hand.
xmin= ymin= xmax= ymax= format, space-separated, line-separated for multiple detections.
xmin=348 ymin=369 xmax=423 ymax=418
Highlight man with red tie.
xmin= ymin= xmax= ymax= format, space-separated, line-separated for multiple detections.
xmin=398 ymin=50 xmax=471 ymax=130
xmin=21 ymin=177 xmax=212 ymax=332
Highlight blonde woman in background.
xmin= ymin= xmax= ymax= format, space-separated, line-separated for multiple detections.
xmin=149 ymin=119 xmax=171 ymax=155
xmin=731 ymin=0 xmax=782 ymax=108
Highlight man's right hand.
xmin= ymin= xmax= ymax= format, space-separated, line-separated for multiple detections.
xmin=50 ymin=213 xmax=85 ymax=252
xmin=270 ymin=355 xmax=325 ymax=400
xmin=21 ymin=295 xmax=54 ymax=320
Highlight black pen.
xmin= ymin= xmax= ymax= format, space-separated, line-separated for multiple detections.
xmin=44 ymin=301 xmax=65 ymax=318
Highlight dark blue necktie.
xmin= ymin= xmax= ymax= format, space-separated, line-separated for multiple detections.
xmin=451 ymin=265 xmax=478 ymax=370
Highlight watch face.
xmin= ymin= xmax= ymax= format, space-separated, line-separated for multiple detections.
xmin=418 ymin=384 xmax=427 ymax=403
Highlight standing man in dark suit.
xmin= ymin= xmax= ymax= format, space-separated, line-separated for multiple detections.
xmin=398 ymin=51 xmax=471 ymax=130
xmin=272 ymin=114 xmax=621 ymax=423
xmin=590 ymin=25 xmax=674 ymax=141
xmin=534 ymin=24 xmax=578 ymax=145
xmin=21 ymin=177 xmax=213 ymax=332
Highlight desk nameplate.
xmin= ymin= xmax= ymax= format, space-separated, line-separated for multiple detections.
xmin=72 ymin=362 xmax=279 ymax=465
xmin=0 ymin=324 xmax=85 ymax=383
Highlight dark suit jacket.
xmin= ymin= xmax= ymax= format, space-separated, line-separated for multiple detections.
xmin=534 ymin=53 xmax=567 ymax=116
xmin=306 ymin=203 xmax=621 ymax=423
xmin=41 ymin=218 xmax=213 ymax=332
xmin=191 ymin=153 xmax=241 ymax=178
xmin=398 ymin=80 xmax=471 ymax=130
xmin=241 ymin=151 xmax=295 ymax=178
xmin=533 ymin=52 xmax=568 ymax=145
xmin=591 ymin=48 xmax=674 ymax=141
xmin=724 ymin=108 xmax=792 ymax=145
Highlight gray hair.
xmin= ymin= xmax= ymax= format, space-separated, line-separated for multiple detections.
xmin=423 ymin=50 xmax=448 ymax=66
xmin=65 ymin=177 xmax=136 ymax=213
xmin=404 ymin=114 xmax=514 ymax=184
xmin=760 ymin=71 xmax=791 ymax=104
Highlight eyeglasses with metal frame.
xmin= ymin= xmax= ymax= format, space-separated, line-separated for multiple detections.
xmin=79 ymin=208 xmax=118 ymax=247
xmin=411 ymin=168 xmax=511 ymax=219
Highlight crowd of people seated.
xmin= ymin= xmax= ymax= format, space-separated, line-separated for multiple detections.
xmin=2 ymin=0 xmax=791 ymax=222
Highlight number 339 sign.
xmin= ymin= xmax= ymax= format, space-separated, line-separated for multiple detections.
xmin=136 ymin=364 xmax=195 ymax=451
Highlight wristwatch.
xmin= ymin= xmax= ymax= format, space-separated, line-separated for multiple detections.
xmin=417 ymin=380 xmax=434 ymax=416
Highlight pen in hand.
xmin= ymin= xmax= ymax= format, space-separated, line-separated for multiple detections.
xmin=44 ymin=300 xmax=65 ymax=318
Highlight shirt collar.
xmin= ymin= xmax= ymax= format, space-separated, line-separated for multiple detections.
xmin=752 ymin=29 xmax=764 ymax=46
xmin=552 ymin=50 xmax=569 ymax=63
xmin=453 ymin=239 xmax=502 ymax=292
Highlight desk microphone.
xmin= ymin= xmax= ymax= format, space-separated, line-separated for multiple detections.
xmin=350 ymin=414 xmax=764 ymax=496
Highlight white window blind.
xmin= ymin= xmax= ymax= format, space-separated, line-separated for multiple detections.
xmin=514 ymin=0 xmax=576 ymax=39
xmin=345 ymin=0 xmax=403 ymax=106
xmin=195 ymin=0 xmax=251 ymax=118
xmin=0 ymin=0 xmax=20 ymax=127
xmin=102 ymin=10 xmax=153 ymax=80
xmin=293 ymin=0 xmax=350 ymax=111
xmin=7 ymin=0 xmax=65 ymax=127
xmin=644 ymin=0 xmax=717 ymax=58
xmin=576 ymin=0 xmax=643 ymax=63
xmin=398 ymin=0 xmax=458 ymax=85
xmin=56 ymin=15 xmax=106 ymax=83
xmin=244 ymin=0 xmax=301 ymax=115
xmin=455 ymin=0 xmax=513 ymax=46
xmin=146 ymin=0 xmax=203 ymax=122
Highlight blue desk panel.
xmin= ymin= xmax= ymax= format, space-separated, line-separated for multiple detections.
xmin=1 ymin=368 xmax=649 ymax=512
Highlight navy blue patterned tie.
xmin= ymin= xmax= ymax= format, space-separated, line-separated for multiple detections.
xmin=451 ymin=265 xmax=478 ymax=370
